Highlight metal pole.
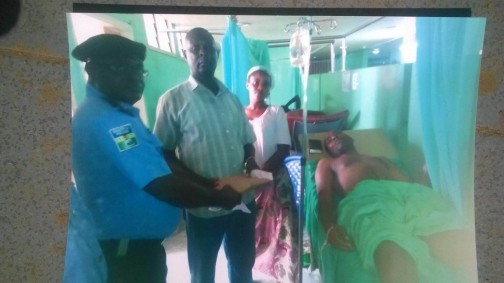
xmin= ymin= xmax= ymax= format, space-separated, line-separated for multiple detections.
xmin=341 ymin=37 xmax=347 ymax=72
xmin=299 ymin=53 xmax=311 ymax=283
xmin=299 ymin=65 xmax=308 ymax=283
xmin=299 ymin=156 xmax=306 ymax=283
xmin=330 ymin=41 xmax=335 ymax=73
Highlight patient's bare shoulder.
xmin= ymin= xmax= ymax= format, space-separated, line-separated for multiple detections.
xmin=316 ymin=157 xmax=349 ymax=196
xmin=318 ymin=154 xmax=351 ymax=167
xmin=317 ymin=157 xmax=333 ymax=167
xmin=315 ymin=158 xmax=338 ymax=190
xmin=316 ymin=158 xmax=335 ymax=181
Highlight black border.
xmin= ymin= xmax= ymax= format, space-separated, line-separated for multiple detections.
xmin=73 ymin=4 xmax=471 ymax=17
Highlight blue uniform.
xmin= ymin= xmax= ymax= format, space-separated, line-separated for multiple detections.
xmin=72 ymin=84 xmax=180 ymax=240
xmin=63 ymin=183 xmax=107 ymax=283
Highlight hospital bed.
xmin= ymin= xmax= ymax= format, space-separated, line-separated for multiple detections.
xmin=284 ymin=128 xmax=402 ymax=282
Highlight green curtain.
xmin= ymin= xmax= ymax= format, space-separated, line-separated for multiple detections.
xmin=221 ymin=16 xmax=271 ymax=106
xmin=415 ymin=17 xmax=486 ymax=218
xmin=248 ymin=39 xmax=271 ymax=70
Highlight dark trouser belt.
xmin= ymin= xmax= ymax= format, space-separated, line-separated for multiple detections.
xmin=99 ymin=239 xmax=163 ymax=257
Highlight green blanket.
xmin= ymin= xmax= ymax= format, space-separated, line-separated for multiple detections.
xmin=305 ymin=160 xmax=377 ymax=283
xmin=304 ymin=160 xmax=470 ymax=283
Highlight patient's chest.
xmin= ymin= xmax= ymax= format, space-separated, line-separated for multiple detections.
xmin=336 ymin=159 xmax=377 ymax=194
xmin=334 ymin=155 xmax=407 ymax=194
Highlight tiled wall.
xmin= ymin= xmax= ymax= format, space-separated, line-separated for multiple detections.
xmin=0 ymin=1 xmax=502 ymax=282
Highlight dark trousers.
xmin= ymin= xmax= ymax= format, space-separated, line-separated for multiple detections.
xmin=185 ymin=201 xmax=257 ymax=283
xmin=99 ymin=239 xmax=166 ymax=283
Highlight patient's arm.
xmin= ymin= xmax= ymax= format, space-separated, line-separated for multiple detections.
xmin=315 ymin=158 xmax=354 ymax=251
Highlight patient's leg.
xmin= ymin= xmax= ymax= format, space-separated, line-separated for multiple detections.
xmin=421 ymin=229 xmax=477 ymax=280
xmin=374 ymin=240 xmax=418 ymax=283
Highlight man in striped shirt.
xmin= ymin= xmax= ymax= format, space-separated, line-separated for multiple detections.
xmin=154 ymin=27 xmax=259 ymax=283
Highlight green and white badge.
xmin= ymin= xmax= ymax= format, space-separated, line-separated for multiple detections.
xmin=109 ymin=124 xmax=138 ymax=152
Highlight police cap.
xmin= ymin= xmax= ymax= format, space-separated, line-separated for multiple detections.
xmin=72 ymin=34 xmax=146 ymax=62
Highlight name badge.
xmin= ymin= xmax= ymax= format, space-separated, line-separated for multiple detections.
xmin=109 ymin=124 xmax=138 ymax=152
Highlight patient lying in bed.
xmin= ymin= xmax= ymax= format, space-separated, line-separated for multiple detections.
xmin=313 ymin=131 xmax=473 ymax=283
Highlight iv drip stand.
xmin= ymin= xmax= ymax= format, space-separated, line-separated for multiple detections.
xmin=288 ymin=16 xmax=322 ymax=282
xmin=299 ymin=19 xmax=312 ymax=283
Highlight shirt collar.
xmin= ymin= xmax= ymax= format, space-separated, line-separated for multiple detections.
xmin=86 ymin=84 xmax=140 ymax=116
xmin=188 ymin=76 xmax=227 ymax=96
xmin=187 ymin=76 xmax=199 ymax=91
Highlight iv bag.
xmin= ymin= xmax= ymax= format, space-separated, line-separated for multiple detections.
xmin=289 ymin=27 xmax=311 ymax=67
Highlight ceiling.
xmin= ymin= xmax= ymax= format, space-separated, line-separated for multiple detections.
xmin=160 ymin=14 xmax=415 ymax=60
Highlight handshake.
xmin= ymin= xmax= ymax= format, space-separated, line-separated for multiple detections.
xmin=214 ymin=184 xmax=243 ymax=210
xmin=211 ymin=171 xmax=274 ymax=210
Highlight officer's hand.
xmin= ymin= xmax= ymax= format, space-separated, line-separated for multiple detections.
xmin=202 ymin=177 xmax=219 ymax=188
xmin=218 ymin=185 xmax=242 ymax=210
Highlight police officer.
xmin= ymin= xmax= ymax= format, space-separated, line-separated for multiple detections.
xmin=71 ymin=34 xmax=241 ymax=283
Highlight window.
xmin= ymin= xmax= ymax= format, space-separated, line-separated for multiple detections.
xmin=143 ymin=14 xmax=178 ymax=54
xmin=175 ymin=31 xmax=187 ymax=56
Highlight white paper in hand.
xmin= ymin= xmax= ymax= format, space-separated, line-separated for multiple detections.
xmin=232 ymin=201 xmax=251 ymax=213
xmin=250 ymin=169 xmax=273 ymax=181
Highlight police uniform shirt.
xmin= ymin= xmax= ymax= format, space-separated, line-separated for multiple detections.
xmin=72 ymin=84 xmax=180 ymax=240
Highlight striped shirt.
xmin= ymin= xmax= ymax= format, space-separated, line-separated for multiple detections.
xmin=154 ymin=76 xmax=256 ymax=218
